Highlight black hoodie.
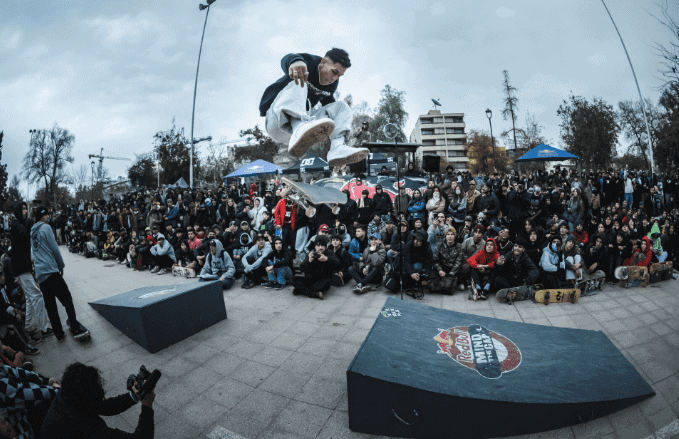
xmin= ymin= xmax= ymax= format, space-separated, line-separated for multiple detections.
xmin=10 ymin=202 xmax=34 ymax=276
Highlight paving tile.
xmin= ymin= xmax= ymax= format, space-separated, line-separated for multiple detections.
xmin=152 ymin=412 xmax=201 ymax=439
xmin=295 ymin=376 xmax=346 ymax=409
xmin=638 ymin=313 xmax=660 ymax=325
xmin=228 ymin=360 xmax=276 ymax=387
xmin=278 ymin=351 xmax=325 ymax=375
xmin=251 ymin=346 xmax=295 ymax=368
xmin=179 ymin=394 xmax=230 ymax=429
xmin=525 ymin=425 xmax=576 ymax=438
xmin=203 ymin=376 xmax=255 ymax=409
xmin=639 ymin=361 xmax=676 ymax=384
xmin=259 ymin=368 xmax=311 ymax=398
xmin=651 ymin=322 xmax=674 ymax=337
xmin=272 ymin=332 xmax=310 ymax=350
xmin=570 ymin=415 xmax=613 ymax=438
xmin=270 ymin=400 xmax=333 ymax=439
xmin=225 ymin=341 xmax=267 ymax=360
xmin=313 ymin=356 xmax=353 ymax=382
xmin=600 ymin=319 xmax=627 ymax=334
xmin=313 ymin=323 xmax=353 ymax=340
xmin=646 ymin=408 xmax=679 ymax=435
xmin=548 ymin=316 xmax=578 ymax=328
xmin=656 ymin=376 xmax=679 ymax=406
xmin=203 ymin=352 xmax=247 ymax=376
xmin=589 ymin=310 xmax=616 ymax=322
xmin=218 ymin=389 xmax=289 ymax=438
xmin=316 ymin=410 xmax=376 ymax=439
xmin=286 ymin=321 xmax=323 ymax=336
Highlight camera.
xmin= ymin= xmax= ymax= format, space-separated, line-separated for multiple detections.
xmin=309 ymin=250 xmax=318 ymax=260
xmin=127 ymin=365 xmax=162 ymax=400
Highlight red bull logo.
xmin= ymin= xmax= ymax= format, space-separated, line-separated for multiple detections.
xmin=434 ymin=324 xmax=521 ymax=379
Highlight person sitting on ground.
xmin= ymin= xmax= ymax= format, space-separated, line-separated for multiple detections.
xmin=494 ymin=237 xmax=540 ymax=293
xmin=379 ymin=216 xmax=396 ymax=252
xmin=175 ymin=240 xmax=199 ymax=273
xmin=149 ymin=234 xmax=176 ymax=275
xmin=241 ymin=234 xmax=272 ymax=289
xmin=299 ymin=224 xmax=331 ymax=262
xmin=540 ymin=236 xmax=565 ymax=289
xmin=125 ymin=243 xmax=138 ymax=270
xmin=459 ymin=224 xmax=485 ymax=291
xmin=427 ymin=212 xmax=447 ymax=254
xmin=582 ymin=234 xmax=608 ymax=287
xmin=572 ymin=220 xmax=588 ymax=248
xmin=330 ymin=222 xmax=351 ymax=249
xmin=198 ymin=239 xmax=236 ymax=289
xmin=329 ymin=233 xmax=352 ymax=286
xmin=41 ymin=362 xmax=155 ymax=439
xmin=187 ymin=229 xmax=202 ymax=251
xmin=561 ymin=235 xmax=583 ymax=284
xmin=193 ymin=230 xmax=217 ymax=268
xmin=348 ymin=224 xmax=368 ymax=269
xmin=432 ymin=227 xmax=464 ymax=294
xmin=367 ymin=213 xmax=384 ymax=237
xmin=647 ymin=222 xmax=668 ymax=263
xmin=0 ymin=343 xmax=33 ymax=371
xmin=349 ymin=233 xmax=386 ymax=294
xmin=262 ymin=237 xmax=294 ymax=290
xmin=292 ymin=236 xmax=339 ymax=300
xmin=0 ymin=274 xmax=39 ymax=355
xmin=385 ymin=231 xmax=435 ymax=296
xmin=467 ymin=237 xmax=500 ymax=300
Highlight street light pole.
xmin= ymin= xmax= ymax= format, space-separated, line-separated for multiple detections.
xmin=600 ymin=0 xmax=655 ymax=174
xmin=190 ymin=0 xmax=217 ymax=190
xmin=91 ymin=162 xmax=95 ymax=202
xmin=486 ymin=109 xmax=495 ymax=171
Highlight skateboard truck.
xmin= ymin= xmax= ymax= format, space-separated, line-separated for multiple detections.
xmin=543 ymin=291 xmax=550 ymax=305
xmin=506 ymin=291 xmax=517 ymax=305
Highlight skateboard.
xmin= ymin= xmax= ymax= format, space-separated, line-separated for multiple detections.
xmin=496 ymin=284 xmax=541 ymax=305
xmin=615 ymin=266 xmax=649 ymax=288
xmin=281 ymin=177 xmax=345 ymax=217
xmin=649 ymin=261 xmax=674 ymax=283
xmin=532 ymin=288 xmax=581 ymax=305
xmin=172 ymin=265 xmax=196 ymax=278
xmin=66 ymin=319 xmax=91 ymax=342
xmin=575 ymin=272 xmax=606 ymax=296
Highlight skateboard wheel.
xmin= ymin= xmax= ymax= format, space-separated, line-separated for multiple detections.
xmin=544 ymin=291 xmax=550 ymax=305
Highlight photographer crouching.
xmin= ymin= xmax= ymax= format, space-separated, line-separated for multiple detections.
xmin=42 ymin=362 xmax=159 ymax=439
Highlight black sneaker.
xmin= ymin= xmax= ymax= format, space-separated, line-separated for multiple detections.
xmin=56 ymin=334 xmax=66 ymax=342
xmin=22 ymin=361 xmax=34 ymax=372
xmin=24 ymin=345 xmax=40 ymax=355
xmin=274 ymin=283 xmax=285 ymax=290
xmin=243 ymin=280 xmax=255 ymax=289
xmin=42 ymin=329 xmax=55 ymax=338
xmin=262 ymin=282 xmax=275 ymax=289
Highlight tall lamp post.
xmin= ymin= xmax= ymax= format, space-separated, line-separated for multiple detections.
xmin=190 ymin=0 xmax=217 ymax=189
xmin=28 ymin=129 xmax=37 ymax=216
xmin=91 ymin=162 xmax=95 ymax=202
xmin=485 ymin=109 xmax=495 ymax=170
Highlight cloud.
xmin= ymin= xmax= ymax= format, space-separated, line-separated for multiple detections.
xmin=586 ymin=53 xmax=607 ymax=67
xmin=430 ymin=2 xmax=447 ymax=15
xmin=0 ymin=30 xmax=21 ymax=50
xmin=85 ymin=13 xmax=163 ymax=45
xmin=496 ymin=7 xmax=516 ymax=19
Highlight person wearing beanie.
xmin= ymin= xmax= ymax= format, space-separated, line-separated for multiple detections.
xmin=494 ymin=236 xmax=540 ymax=294
xmin=349 ymin=234 xmax=386 ymax=294
xmin=467 ymin=238 xmax=500 ymax=300
xmin=458 ymin=224 xmax=485 ymax=290
xmin=385 ymin=230 xmax=435 ymax=296
xmin=432 ymin=226 xmax=464 ymax=293
xmin=292 ymin=235 xmax=339 ymax=300
xmin=561 ymin=234 xmax=583 ymax=283
xmin=540 ymin=236 xmax=564 ymax=289
xmin=149 ymin=233 xmax=176 ymax=275
xmin=198 ymin=239 xmax=236 ymax=289
xmin=572 ymin=220 xmax=589 ymax=248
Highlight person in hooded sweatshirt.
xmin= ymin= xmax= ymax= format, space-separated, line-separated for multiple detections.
xmin=540 ymin=236 xmax=564 ymax=289
xmin=149 ymin=233 xmax=176 ymax=275
xmin=198 ymin=239 xmax=236 ymax=289
xmin=262 ymin=236 xmax=295 ymax=289
xmin=647 ymin=222 xmax=668 ymax=263
xmin=30 ymin=206 xmax=87 ymax=342
xmin=241 ymin=234 xmax=273 ymax=289
xmin=248 ymin=197 xmax=268 ymax=230
xmin=467 ymin=237 xmax=500 ymax=300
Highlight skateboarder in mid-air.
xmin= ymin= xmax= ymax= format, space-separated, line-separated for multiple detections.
xmin=259 ymin=48 xmax=369 ymax=167
xmin=30 ymin=206 xmax=90 ymax=342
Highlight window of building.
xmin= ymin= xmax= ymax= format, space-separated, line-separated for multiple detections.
xmin=434 ymin=128 xmax=445 ymax=135
xmin=435 ymin=139 xmax=446 ymax=145
xmin=452 ymin=162 xmax=467 ymax=169
xmin=421 ymin=118 xmax=433 ymax=124
xmin=422 ymin=140 xmax=435 ymax=146
xmin=446 ymin=128 xmax=465 ymax=134
xmin=448 ymin=151 xmax=467 ymax=158
xmin=433 ymin=117 xmax=444 ymax=124
xmin=421 ymin=129 xmax=434 ymax=135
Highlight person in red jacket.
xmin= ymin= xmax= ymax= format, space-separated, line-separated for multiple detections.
xmin=571 ymin=220 xmax=589 ymax=248
xmin=467 ymin=238 xmax=499 ymax=300
xmin=631 ymin=236 xmax=653 ymax=267
xmin=274 ymin=187 xmax=297 ymax=250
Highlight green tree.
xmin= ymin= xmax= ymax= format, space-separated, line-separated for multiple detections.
xmin=369 ymin=85 xmax=408 ymax=142
xmin=0 ymin=132 xmax=8 ymax=209
xmin=617 ymin=98 xmax=660 ymax=170
xmin=153 ymin=118 xmax=200 ymax=186
xmin=655 ymin=84 xmax=679 ymax=173
xmin=34 ymin=184 xmax=73 ymax=207
xmin=127 ymin=153 xmax=157 ymax=189
xmin=501 ymin=70 xmax=520 ymax=151
xmin=4 ymin=175 xmax=22 ymax=211
xmin=234 ymin=125 xmax=278 ymax=164
xmin=22 ymin=123 xmax=75 ymax=207
xmin=466 ymin=130 xmax=509 ymax=175
xmin=557 ymin=95 xmax=619 ymax=170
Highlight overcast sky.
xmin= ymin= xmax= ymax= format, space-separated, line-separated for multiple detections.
xmin=1 ymin=0 xmax=676 ymax=197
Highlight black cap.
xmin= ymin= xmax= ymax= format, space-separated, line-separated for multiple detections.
xmin=315 ymin=236 xmax=328 ymax=247
xmin=34 ymin=206 xmax=49 ymax=220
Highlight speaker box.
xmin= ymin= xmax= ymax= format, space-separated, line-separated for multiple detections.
xmin=347 ymin=297 xmax=654 ymax=439
xmin=349 ymin=158 xmax=367 ymax=174
xmin=422 ymin=155 xmax=440 ymax=173
xmin=89 ymin=282 xmax=227 ymax=353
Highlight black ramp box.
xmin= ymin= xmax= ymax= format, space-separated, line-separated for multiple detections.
xmin=347 ymin=297 xmax=655 ymax=439
xmin=89 ymin=282 xmax=227 ymax=353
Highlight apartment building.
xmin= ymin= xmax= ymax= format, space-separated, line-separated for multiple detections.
xmin=409 ymin=110 xmax=468 ymax=172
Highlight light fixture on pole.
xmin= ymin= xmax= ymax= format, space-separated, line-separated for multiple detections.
xmin=190 ymin=0 xmax=217 ymax=189
xmin=91 ymin=161 xmax=95 ymax=202
xmin=28 ymin=130 xmax=37 ymax=215
xmin=383 ymin=123 xmax=406 ymax=301
xmin=485 ymin=108 xmax=496 ymax=170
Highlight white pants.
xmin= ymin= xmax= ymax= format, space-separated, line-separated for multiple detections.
xmin=265 ymin=82 xmax=352 ymax=146
xmin=563 ymin=255 xmax=582 ymax=281
xmin=15 ymin=273 xmax=51 ymax=333
xmin=295 ymin=226 xmax=310 ymax=262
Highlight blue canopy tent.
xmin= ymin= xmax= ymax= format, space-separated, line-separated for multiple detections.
xmin=514 ymin=144 xmax=578 ymax=162
xmin=225 ymin=159 xmax=282 ymax=179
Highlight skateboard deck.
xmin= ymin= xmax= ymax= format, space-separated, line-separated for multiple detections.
xmin=649 ymin=261 xmax=673 ymax=283
xmin=66 ymin=319 xmax=91 ymax=342
xmin=576 ymin=272 xmax=606 ymax=296
xmin=495 ymin=284 xmax=538 ymax=304
xmin=172 ymin=266 xmax=196 ymax=278
xmin=532 ymin=288 xmax=581 ymax=305
xmin=615 ymin=266 xmax=649 ymax=287
xmin=281 ymin=177 xmax=345 ymax=217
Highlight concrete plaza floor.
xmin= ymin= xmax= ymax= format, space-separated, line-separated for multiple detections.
xmin=29 ymin=249 xmax=679 ymax=439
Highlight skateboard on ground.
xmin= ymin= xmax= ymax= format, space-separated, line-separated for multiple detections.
xmin=495 ymin=284 xmax=541 ymax=305
xmin=172 ymin=265 xmax=196 ymax=278
xmin=575 ymin=272 xmax=606 ymax=296
xmin=615 ymin=266 xmax=649 ymax=288
xmin=66 ymin=319 xmax=91 ymax=342
xmin=532 ymin=288 xmax=581 ymax=305
xmin=281 ymin=177 xmax=345 ymax=217
xmin=649 ymin=261 xmax=674 ymax=283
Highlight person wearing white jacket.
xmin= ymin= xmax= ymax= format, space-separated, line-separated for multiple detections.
xmin=249 ymin=197 xmax=268 ymax=230
xmin=149 ymin=233 xmax=176 ymax=275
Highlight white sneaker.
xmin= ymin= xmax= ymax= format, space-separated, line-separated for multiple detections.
xmin=327 ymin=138 xmax=369 ymax=167
xmin=288 ymin=117 xmax=335 ymax=157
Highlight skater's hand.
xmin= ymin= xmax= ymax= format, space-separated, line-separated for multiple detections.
xmin=497 ymin=256 xmax=505 ymax=265
xmin=318 ymin=254 xmax=328 ymax=262
xmin=589 ymin=263 xmax=597 ymax=272
xmin=411 ymin=273 xmax=420 ymax=281
xmin=439 ymin=270 xmax=446 ymax=277
xmin=289 ymin=61 xmax=308 ymax=87
xmin=266 ymin=266 xmax=273 ymax=273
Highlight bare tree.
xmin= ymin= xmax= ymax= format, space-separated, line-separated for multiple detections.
xmin=617 ymin=98 xmax=660 ymax=169
xmin=501 ymin=70 xmax=520 ymax=151
xmin=69 ymin=164 xmax=89 ymax=194
xmin=353 ymin=100 xmax=373 ymax=117
xmin=23 ymin=124 xmax=75 ymax=207
xmin=651 ymin=0 xmax=679 ymax=89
